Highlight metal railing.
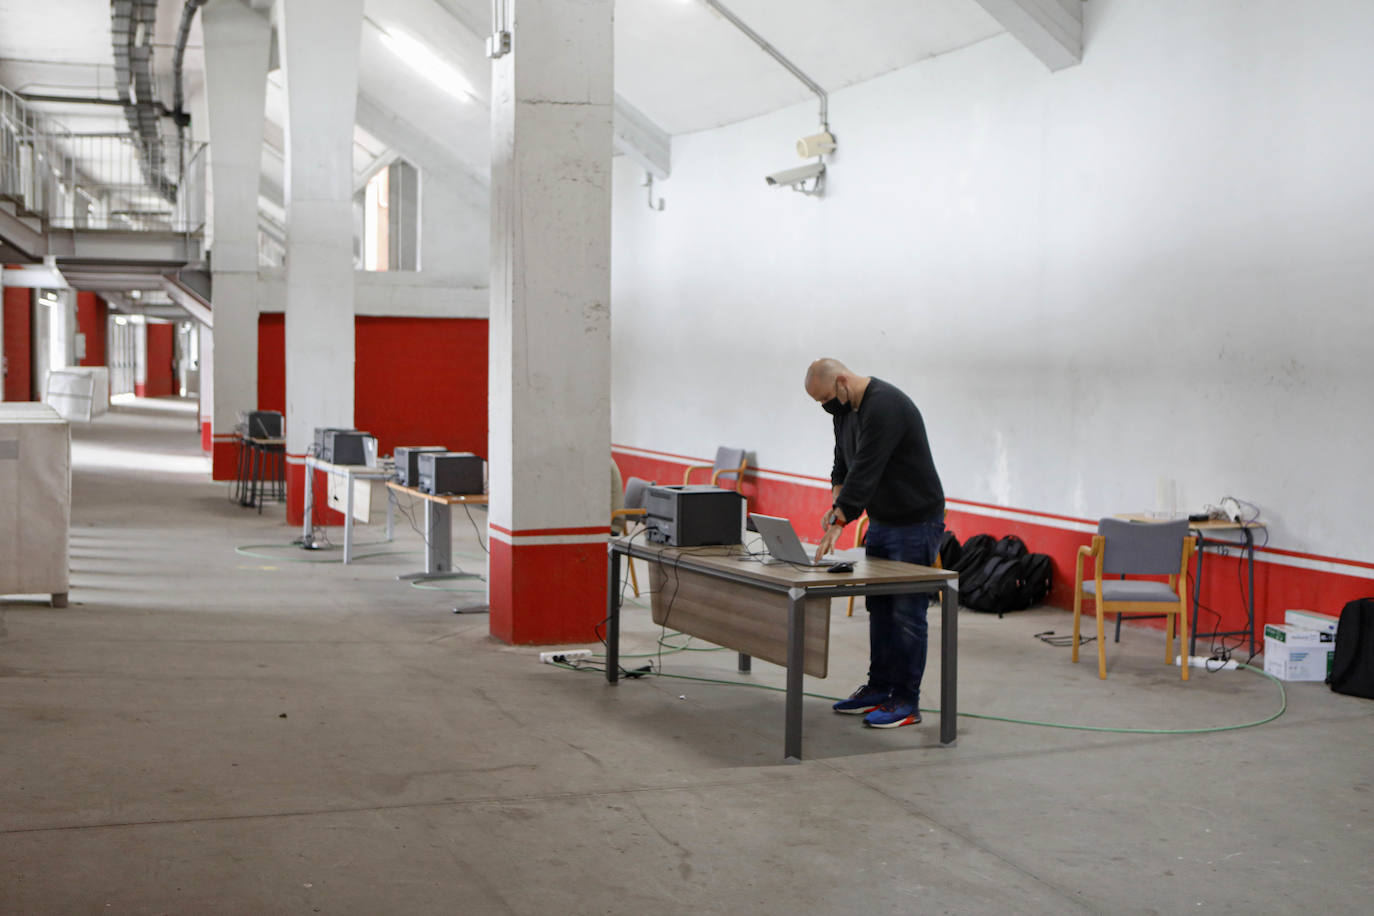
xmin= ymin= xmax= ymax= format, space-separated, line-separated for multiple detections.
xmin=1 ymin=83 xmax=206 ymax=234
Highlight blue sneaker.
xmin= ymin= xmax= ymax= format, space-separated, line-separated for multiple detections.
xmin=863 ymin=699 xmax=921 ymax=728
xmin=833 ymin=684 xmax=890 ymax=715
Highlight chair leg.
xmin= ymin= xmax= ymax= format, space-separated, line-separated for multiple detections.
xmin=846 ymin=596 xmax=855 ymax=618
xmin=1179 ymin=608 xmax=1189 ymax=682
xmin=627 ymin=557 xmax=640 ymax=598
xmin=1096 ymin=605 xmax=1107 ymax=679
xmin=1166 ymin=613 xmax=1175 ymax=666
xmin=1072 ymin=588 xmax=1082 ymax=662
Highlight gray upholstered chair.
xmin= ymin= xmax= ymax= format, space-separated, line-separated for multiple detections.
xmin=611 ymin=474 xmax=653 ymax=596
xmin=683 ymin=446 xmax=748 ymax=492
xmin=1072 ymin=518 xmax=1196 ymax=681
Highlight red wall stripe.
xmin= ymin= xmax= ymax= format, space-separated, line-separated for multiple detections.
xmin=612 ymin=448 xmax=1374 ymax=645
xmin=2 ymin=285 xmax=31 ymax=401
xmin=491 ymin=523 xmax=608 ymax=538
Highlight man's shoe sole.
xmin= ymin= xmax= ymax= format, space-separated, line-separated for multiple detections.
xmin=864 ymin=714 xmax=921 ymax=729
xmin=833 ymin=704 xmax=882 ymax=716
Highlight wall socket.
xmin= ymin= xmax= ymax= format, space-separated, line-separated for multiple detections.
xmin=540 ymin=649 xmax=593 ymax=664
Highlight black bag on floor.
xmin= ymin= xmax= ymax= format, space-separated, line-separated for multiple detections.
xmin=938 ymin=531 xmax=962 ymax=569
xmin=1328 ymin=598 xmax=1374 ymax=699
xmin=951 ymin=533 xmax=995 ymax=574
xmin=1016 ymin=553 xmax=1054 ymax=609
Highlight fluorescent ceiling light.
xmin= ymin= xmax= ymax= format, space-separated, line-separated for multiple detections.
xmin=379 ymin=28 xmax=475 ymax=102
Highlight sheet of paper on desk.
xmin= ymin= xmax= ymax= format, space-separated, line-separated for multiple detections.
xmin=327 ymin=474 xmax=372 ymax=523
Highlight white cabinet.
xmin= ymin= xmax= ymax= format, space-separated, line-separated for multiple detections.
xmin=0 ymin=403 xmax=71 ymax=606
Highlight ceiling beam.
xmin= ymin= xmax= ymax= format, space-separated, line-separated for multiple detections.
xmin=353 ymin=91 xmax=488 ymax=208
xmin=613 ymin=94 xmax=671 ymax=180
xmin=972 ymin=0 xmax=1082 ymax=71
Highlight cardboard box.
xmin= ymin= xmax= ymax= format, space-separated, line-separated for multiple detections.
xmin=1263 ymin=624 xmax=1333 ymax=682
xmin=1284 ymin=609 xmax=1340 ymax=638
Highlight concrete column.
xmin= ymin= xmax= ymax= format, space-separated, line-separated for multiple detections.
xmin=202 ymin=0 xmax=271 ymax=477
xmin=488 ymin=0 xmax=614 ymax=644
xmin=48 ymin=289 xmax=74 ymax=375
xmin=276 ymin=0 xmax=363 ymax=524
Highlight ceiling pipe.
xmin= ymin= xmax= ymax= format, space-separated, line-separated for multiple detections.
xmin=172 ymin=0 xmax=209 ymax=131
xmin=700 ymin=0 xmax=828 ymax=130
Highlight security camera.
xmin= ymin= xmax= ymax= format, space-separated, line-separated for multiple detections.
xmin=764 ymin=161 xmax=826 ymax=194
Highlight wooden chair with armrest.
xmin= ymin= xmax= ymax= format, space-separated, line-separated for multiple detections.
xmin=1073 ymin=518 xmax=1197 ymax=681
xmin=683 ymin=447 xmax=749 ymax=492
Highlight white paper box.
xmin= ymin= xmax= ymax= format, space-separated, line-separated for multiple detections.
xmin=1263 ymin=624 xmax=1333 ymax=682
xmin=1284 ymin=609 xmax=1339 ymax=638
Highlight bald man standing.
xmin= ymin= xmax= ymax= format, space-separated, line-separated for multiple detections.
xmin=805 ymin=358 xmax=945 ymax=728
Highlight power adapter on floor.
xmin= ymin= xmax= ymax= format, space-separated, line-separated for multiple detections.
xmin=1177 ymin=654 xmax=1239 ymax=670
xmin=539 ymin=649 xmax=593 ymax=665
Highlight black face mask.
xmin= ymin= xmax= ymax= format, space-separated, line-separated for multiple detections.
xmin=822 ymin=397 xmax=850 ymax=417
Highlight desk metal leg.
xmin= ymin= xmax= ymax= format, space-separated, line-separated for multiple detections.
xmin=386 ymin=491 xmax=395 ymax=541
xmin=738 ymin=653 xmax=751 ymax=672
xmin=940 ymin=581 xmax=958 ymax=747
xmin=302 ymin=460 xmax=314 ymax=545
xmin=1190 ymin=535 xmax=1205 ymax=658
xmin=606 ymin=548 xmax=621 ymax=684
xmin=1244 ymin=528 xmax=1256 ymax=657
xmin=343 ymin=472 xmax=355 ymax=564
xmin=784 ymin=586 xmax=805 ymax=763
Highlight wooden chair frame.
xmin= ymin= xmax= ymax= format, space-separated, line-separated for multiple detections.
xmin=683 ymin=455 xmax=749 ymax=490
xmin=1072 ymin=533 xmax=1197 ymax=680
xmin=611 ymin=507 xmax=648 ymax=596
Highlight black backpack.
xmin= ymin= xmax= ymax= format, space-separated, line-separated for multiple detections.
xmin=962 ymin=536 xmax=1029 ymax=615
xmin=938 ymin=531 xmax=962 ymax=570
xmin=1328 ymin=598 xmax=1374 ymax=699
xmin=951 ymin=534 xmax=995 ymax=575
xmin=1015 ymin=553 xmax=1054 ymax=609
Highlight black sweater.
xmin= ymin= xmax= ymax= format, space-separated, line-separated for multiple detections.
xmin=831 ymin=377 xmax=944 ymax=527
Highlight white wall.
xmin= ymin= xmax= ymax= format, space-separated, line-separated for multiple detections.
xmin=610 ymin=0 xmax=1374 ymax=560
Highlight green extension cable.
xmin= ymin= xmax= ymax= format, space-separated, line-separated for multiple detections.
xmin=234 ymin=542 xmax=409 ymax=564
xmin=553 ymin=658 xmax=1286 ymax=736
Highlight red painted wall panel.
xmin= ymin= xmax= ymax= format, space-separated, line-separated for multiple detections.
xmin=612 ymin=446 xmax=1374 ymax=648
xmin=257 ymin=312 xmax=285 ymax=413
xmin=3 ymin=285 xmax=32 ymax=401
xmin=75 ymin=291 xmax=107 ymax=366
xmin=142 ymin=322 xmax=175 ymax=398
xmin=354 ymin=316 xmax=488 ymax=456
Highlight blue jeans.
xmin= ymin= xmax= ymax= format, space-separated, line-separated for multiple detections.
xmin=864 ymin=519 xmax=944 ymax=705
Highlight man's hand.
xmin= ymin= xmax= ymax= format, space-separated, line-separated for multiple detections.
xmin=815 ymin=524 xmax=843 ymax=562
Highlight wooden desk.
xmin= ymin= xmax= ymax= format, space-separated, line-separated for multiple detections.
xmin=386 ymin=481 xmax=487 ymax=582
xmin=1116 ymin=515 xmax=1266 ymax=657
xmin=606 ymin=538 xmax=959 ymax=762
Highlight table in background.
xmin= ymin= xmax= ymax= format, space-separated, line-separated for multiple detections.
xmin=386 ymin=481 xmax=487 ymax=581
xmin=234 ymin=436 xmax=285 ymax=512
xmin=302 ymin=456 xmax=395 ymax=563
xmin=1118 ymin=515 xmax=1266 ymax=658
xmin=606 ymin=538 xmax=959 ymax=762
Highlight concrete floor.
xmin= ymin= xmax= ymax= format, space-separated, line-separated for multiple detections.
xmin=2 ymin=397 xmax=1371 ymax=915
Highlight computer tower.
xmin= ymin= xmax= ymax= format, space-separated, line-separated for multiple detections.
xmin=394 ymin=446 xmax=447 ymax=487
xmin=242 ymin=410 xmax=283 ymax=439
xmin=417 ymin=452 xmax=485 ymax=496
xmin=643 ymin=485 xmax=743 ymax=547
xmin=318 ymin=429 xmax=373 ymax=465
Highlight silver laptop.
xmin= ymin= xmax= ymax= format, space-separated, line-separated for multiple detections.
xmin=750 ymin=514 xmax=837 ymax=567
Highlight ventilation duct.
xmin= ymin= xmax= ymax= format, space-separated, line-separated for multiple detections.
xmin=111 ymin=0 xmax=177 ymax=203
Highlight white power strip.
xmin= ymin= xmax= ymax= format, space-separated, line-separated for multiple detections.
xmin=540 ymin=649 xmax=593 ymax=664
xmin=1176 ymin=654 xmax=1239 ymax=670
